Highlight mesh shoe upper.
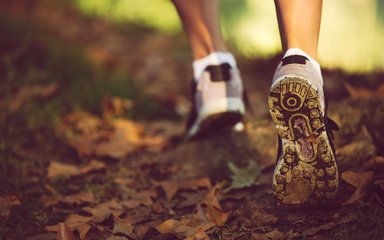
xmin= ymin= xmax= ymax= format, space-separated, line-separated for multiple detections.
xmin=272 ymin=55 xmax=325 ymax=113
xmin=186 ymin=63 xmax=245 ymax=137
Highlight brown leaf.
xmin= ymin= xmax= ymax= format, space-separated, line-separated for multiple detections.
xmin=264 ymin=228 xmax=284 ymax=240
xmin=251 ymin=232 xmax=271 ymax=240
xmin=133 ymin=224 xmax=150 ymax=240
xmin=57 ymin=112 xmax=144 ymax=159
xmin=112 ymin=216 xmax=135 ymax=238
xmin=9 ymin=83 xmax=58 ymax=113
xmin=57 ymin=112 xmax=167 ymax=158
xmin=119 ymin=200 xmax=141 ymax=209
xmin=117 ymin=188 xmax=157 ymax=210
xmin=156 ymin=219 xmax=179 ymax=234
xmin=362 ymin=156 xmax=384 ymax=170
xmin=249 ymin=204 xmax=278 ymax=227
xmin=158 ymin=177 xmax=212 ymax=201
xmin=80 ymin=159 xmax=106 ymax=174
xmin=123 ymin=206 xmax=152 ymax=224
xmin=232 ymin=201 xmax=278 ymax=228
xmin=46 ymin=213 xmax=93 ymax=235
xmin=56 ymin=222 xmax=76 ymax=240
xmin=342 ymin=171 xmax=374 ymax=205
xmin=174 ymin=191 xmax=205 ymax=209
xmin=41 ymin=195 xmax=60 ymax=208
xmin=202 ymin=185 xmax=222 ymax=210
xmin=42 ymin=192 xmax=94 ymax=207
xmin=156 ymin=217 xmax=215 ymax=239
xmin=65 ymin=214 xmax=93 ymax=229
xmin=204 ymin=205 xmax=229 ymax=228
xmin=83 ymin=200 xmax=124 ymax=223
xmin=200 ymin=185 xmax=230 ymax=227
xmin=102 ymin=95 xmax=133 ymax=119
xmin=113 ymin=177 xmax=134 ymax=187
xmin=185 ymin=230 xmax=210 ymax=240
xmin=302 ymin=213 xmax=357 ymax=237
xmin=63 ymin=192 xmax=95 ymax=206
xmin=47 ymin=160 xmax=106 ymax=178
xmin=0 ymin=194 xmax=21 ymax=218
xmin=47 ymin=161 xmax=81 ymax=178
xmin=77 ymin=223 xmax=92 ymax=240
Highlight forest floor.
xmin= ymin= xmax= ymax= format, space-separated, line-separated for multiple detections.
xmin=1 ymin=1 xmax=384 ymax=240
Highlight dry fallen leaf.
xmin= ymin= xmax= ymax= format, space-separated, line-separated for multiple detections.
xmin=83 ymin=200 xmax=124 ymax=223
xmin=8 ymin=83 xmax=58 ymax=113
xmin=102 ymin=95 xmax=133 ymax=119
xmin=155 ymin=216 xmax=215 ymax=239
xmin=46 ymin=213 xmax=92 ymax=235
xmin=80 ymin=159 xmax=106 ymax=174
xmin=42 ymin=192 xmax=95 ymax=208
xmin=156 ymin=219 xmax=179 ymax=234
xmin=112 ymin=216 xmax=135 ymax=239
xmin=119 ymin=189 xmax=156 ymax=207
xmin=57 ymin=112 xmax=165 ymax=159
xmin=249 ymin=204 xmax=278 ymax=227
xmin=47 ymin=161 xmax=81 ymax=178
xmin=56 ymin=222 xmax=76 ymax=240
xmin=185 ymin=229 xmax=210 ymax=240
xmin=200 ymin=184 xmax=230 ymax=227
xmin=77 ymin=223 xmax=92 ymax=240
xmin=204 ymin=205 xmax=229 ymax=228
xmin=63 ymin=192 xmax=95 ymax=205
xmin=302 ymin=213 xmax=357 ymax=237
xmin=158 ymin=177 xmax=212 ymax=201
xmin=362 ymin=156 xmax=384 ymax=170
xmin=342 ymin=171 xmax=374 ymax=205
xmin=0 ymin=194 xmax=21 ymax=218
xmin=47 ymin=160 xmax=106 ymax=178
xmin=264 ymin=228 xmax=284 ymax=240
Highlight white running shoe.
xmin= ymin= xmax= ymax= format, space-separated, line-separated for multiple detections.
xmin=186 ymin=63 xmax=245 ymax=139
xmin=268 ymin=55 xmax=339 ymax=205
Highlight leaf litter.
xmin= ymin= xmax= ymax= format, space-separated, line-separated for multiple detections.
xmin=4 ymin=2 xmax=384 ymax=239
xmin=42 ymin=111 xmax=384 ymax=239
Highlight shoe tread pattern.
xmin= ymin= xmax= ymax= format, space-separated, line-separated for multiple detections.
xmin=268 ymin=77 xmax=338 ymax=205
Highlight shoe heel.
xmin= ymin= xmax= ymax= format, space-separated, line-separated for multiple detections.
xmin=268 ymin=77 xmax=338 ymax=205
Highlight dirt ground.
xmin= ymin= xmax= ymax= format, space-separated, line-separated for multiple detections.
xmin=1 ymin=1 xmax=384 ymax=240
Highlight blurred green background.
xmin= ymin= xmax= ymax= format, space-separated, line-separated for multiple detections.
xmin=74 ymin=0 xmax=384 ymax=73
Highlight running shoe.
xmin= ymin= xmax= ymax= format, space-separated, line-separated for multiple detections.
xmin=268 ymin=55 xmax=339 ymax=204
xmin=186 ymin=63 xmax=245 ymax=139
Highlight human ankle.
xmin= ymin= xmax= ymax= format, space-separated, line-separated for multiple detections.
xmin=284 ymin=48 xmax=322 ymax=84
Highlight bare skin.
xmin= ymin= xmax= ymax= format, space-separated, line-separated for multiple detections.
xmin=172 ymin=0 xmax=227 ymax=60
xmin=173 ymin=0 xmax=323 ymax=61
xmin=274 ymin=0 xmax=323 ymax=60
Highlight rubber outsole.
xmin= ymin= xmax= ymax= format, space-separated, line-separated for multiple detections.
xmin=268 ymin=77 xmax=338 ymax=205
xmin=188 ymin=111 xmax=243 ymax=139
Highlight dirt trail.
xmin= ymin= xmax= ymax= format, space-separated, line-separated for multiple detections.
xmin=1 ymin=1 xmax=384 ymax=240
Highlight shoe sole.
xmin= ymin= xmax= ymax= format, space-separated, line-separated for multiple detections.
xmin=193 ymin=111 xmax=243 ymax=139
xmin=268 ymin=77 xmax=338 ymax=205
xmin=187 ymin=98 xmax=244 ymax=139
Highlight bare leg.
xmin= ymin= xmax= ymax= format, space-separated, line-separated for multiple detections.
xmin=172 ymin=0 xmax=227 ymax=60
xmin=172 ymin=0 xmax=244 ymax=138
xmin=274 ymin=0 xmax=323 ymax=60
xmin=270 ymin=0 xmax=340 ymax=205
